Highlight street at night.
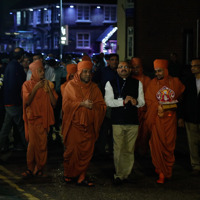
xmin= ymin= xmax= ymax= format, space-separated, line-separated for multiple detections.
xmin=0 ymin=129 xmax=200 ymax=200
xmin=0 ymin=0 xmax=200 ymax=200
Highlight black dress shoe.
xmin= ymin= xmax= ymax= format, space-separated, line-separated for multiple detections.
xmin=191 ymin=170 xmax=200 ymax=176
xmin=113 ymin=177 xmax=123 ymax=186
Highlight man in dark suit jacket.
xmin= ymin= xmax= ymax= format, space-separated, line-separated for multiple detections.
xmin=179 ymin=58 xmax=200 ymax=175
xmin=0 ymin=47 xmax=26 ymax=152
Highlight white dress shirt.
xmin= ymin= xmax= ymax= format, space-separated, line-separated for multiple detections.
xmin=104 ymin=80 xmax=145 ymax=108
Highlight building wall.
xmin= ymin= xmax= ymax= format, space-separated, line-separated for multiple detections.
xmin=134 ymin=0 xmax=200 ymax=71
xmin=7 ymin=3 xmax=117 ymax=55
xmin=117 ymin=0 xmax=126 ymax=61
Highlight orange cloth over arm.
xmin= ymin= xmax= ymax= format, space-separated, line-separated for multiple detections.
xmin=133 ymin=74 xmax=151 ymax=153
xmin=60 ymin=82 xmax=68 ymax=97
xmin=145 ymin=77 xmax=185 ymax=178
xmin=61 ymin=77 xmax=106 ymax=178
xmin=62 ymin=80 xmax=106 ymax=143
xmin=131 ymin=58 xmax=151 ymax=153
xmin=22 ymin=80 xmax=58 ymax=141
xmin=22 ymin=78 xmax=58 ymax=172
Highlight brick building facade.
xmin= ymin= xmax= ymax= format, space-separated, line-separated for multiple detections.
xmin=134 ymin=0 xmax=200 ymax=72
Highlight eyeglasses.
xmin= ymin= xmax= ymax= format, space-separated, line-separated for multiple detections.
xmin=118 ymin=65 xmax=129 ymax=69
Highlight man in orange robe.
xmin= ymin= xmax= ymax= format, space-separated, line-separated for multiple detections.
xmin=60 ymin=63 xmax=77 ymax=96
xmin=82 ymin=55 xmax=92 ymax=62
xmin=62 ymin=61 xmax=106 ymax=186
xmin=131 ymin=57 xmax=151 ymax=155
xmin=22 ymin=60 xmax=58 ymax=177
xmin=145 ymin=59 xmax=185 ymax=183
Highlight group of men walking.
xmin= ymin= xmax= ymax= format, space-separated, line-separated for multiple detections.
xmin=0 ymin=47 xmax=199 ymax=187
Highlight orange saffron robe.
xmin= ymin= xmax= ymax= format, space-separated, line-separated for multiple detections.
xmin=62 ymin=77 xmax=106 ymax=178
xmin=132 ymin=73 xmax=151 ymax=153
xmin=22 ymin=80 xmax=58 ymax=171
xmin=145 ymin=76 xmax=185 ymax=178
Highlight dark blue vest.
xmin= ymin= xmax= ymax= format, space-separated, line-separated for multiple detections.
xmin=110 ymin=75 xmax=139 ymax=125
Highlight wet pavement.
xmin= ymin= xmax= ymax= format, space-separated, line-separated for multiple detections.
xmin=0 ymin=128 xmax=200 ymax=200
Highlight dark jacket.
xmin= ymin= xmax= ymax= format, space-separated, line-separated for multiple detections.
xmin=92 ymin=66 xmax=117 ymax=96
xmin=0 ymin=65 xmax=6 ymax=108
xmin=110 ymin=76 xmax=139 ymax=125
xmin=182 ymin=75 xmax=200 ymax=123
xmin=3 ymin=59 xmax=26 ymax=106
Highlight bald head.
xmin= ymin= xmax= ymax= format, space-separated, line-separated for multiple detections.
xmin=13 ymin=47 xmax=24 ymax=62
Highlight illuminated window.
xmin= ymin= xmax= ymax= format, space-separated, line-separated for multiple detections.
xmin=127 ymin=27 xmax=134 ymax=59
xmin=36 ymin=38 xmax=41 ymax=49
xmin=37 ymin=10 xmax=41 ymax=24
xmin=104 ymin=6 xmax=116 ymax=22
xmin=44 ymin=9 xmax=52 ymax=23
xmin=23 ymin=11 xmax=26 ymax=25
xmin=17 ymin=11 xmax=21 ymax=25
xmin=76 ymin=33 xmax=90 ymax=49
xmin=54 ymin=7 xmax=60 ymax=23
xmin=29 ymin=11 xmax=33 ymax=24
xmin=44 ymin=34 xmax=48 ymax=49
xmin=77 ymin=6 xmax=90 ymax=21
xmin=54 ymin=33 xmax=59 ymax=49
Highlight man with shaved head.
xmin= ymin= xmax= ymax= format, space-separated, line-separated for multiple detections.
xmin=145 ymin=59 xmax=185 ymax=184
xmin=62 ymin=61 xmax=106 ymax=186
xmin=22 ymin=60 xmax=58 ymax=177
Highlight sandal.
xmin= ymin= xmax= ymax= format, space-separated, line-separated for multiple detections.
xmin=35 ymin=170 xmax=46 ymax=177
xmin=21 ymin=169 xmax=33 ymax=178
xmin=64 ymin=176 xmax=73 ymax=183
xmin=77 ymin=179 xmax=95 ymax=187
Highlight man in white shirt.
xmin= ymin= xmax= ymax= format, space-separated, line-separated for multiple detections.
xmin=104 ymin=61 xmax=145 ymax=185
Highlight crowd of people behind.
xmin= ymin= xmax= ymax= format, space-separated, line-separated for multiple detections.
xmin=0 ymin=48 xmax=199 ymax=187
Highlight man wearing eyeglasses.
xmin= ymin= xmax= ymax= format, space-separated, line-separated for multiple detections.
xmin=104 ymin=61 xmax=145 ymax=185
xmin=178 ymin=58 xmax=200 ymax=176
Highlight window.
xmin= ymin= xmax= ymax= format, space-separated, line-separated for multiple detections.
xmin=54 ymin=7 xmax=60 ymax=23
xmin=77 ymin=6 xmax=90 ymax=21
xmin=104 ymin=6 xmax=117 ymax=22
xmin=23 ymin=11 xmax=26 ymax=25
xmin=17 ymin=11 xmax=21 ymax=26
xmin=36 ymin=38 xmax=41 ymax=49
xmin=44 ymin=34 xmax=48 ymax=49
xmin=29 ymin=11 xmax=33 ymax=24
xmin=37 ymin=10 xmax=41 ymax=24
xmin=127 ymin=27 xmax=134 ymax=59
xmin=44 ymin=9 xmax=51 ymax=23
xmin=76 ymin=33 xmax=90 ymax=49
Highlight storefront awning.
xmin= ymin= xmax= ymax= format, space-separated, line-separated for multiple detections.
xmin=97 ymin=25 xmax=115 ymax=42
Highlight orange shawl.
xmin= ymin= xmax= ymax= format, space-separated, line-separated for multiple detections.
xmin=145 ymin=75 xmax=185 ymax=177
xmin=22 ymin=61 xmax=58 ymax=141
xmin=62 ymin=71 xmax=106 ymax=144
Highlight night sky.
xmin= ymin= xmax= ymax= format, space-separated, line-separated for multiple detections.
xmin=0 ymin=0 xmax=29 ymax=34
